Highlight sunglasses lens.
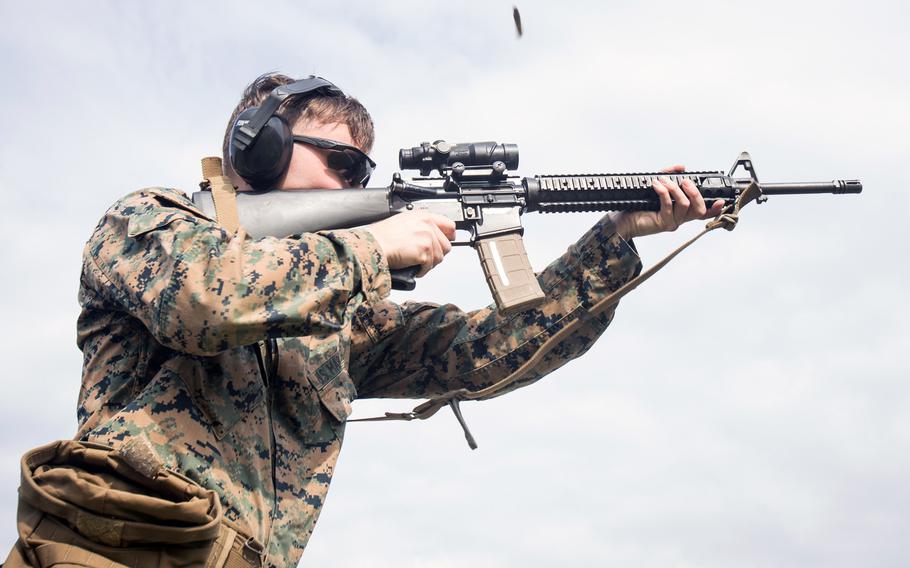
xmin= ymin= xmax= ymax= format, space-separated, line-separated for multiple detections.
xmin=293 ymin=135 xmax=374 ymax=186
xmin=351 ymin=157 xmax=374 ymax=186
xmin=329 ymin=150 xmax=373 ymax=186
xmin=326 ymin=151 xmax=355 ymax=170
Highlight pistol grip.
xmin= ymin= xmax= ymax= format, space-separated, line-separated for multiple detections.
xmin=390 ymin=266 xmax=419 ymax=291
xmin=476 ymin=233 xmax=545 ymax=315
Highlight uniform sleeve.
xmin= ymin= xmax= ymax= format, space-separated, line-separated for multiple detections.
xmin=81 ymin=189 xmax=390 ymax=356
xmin=348 ymin=214 xmax=641 ymax=399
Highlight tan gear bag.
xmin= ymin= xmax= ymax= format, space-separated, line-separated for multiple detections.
xmin=4 ymin=439 xmax=263 ymax=568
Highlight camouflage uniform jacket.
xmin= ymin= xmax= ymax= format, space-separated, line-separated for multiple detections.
xmin=75 ymin=187 xmax=642 ymax=567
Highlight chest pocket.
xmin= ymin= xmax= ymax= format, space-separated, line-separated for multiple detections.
xmin=273 ymin=338 xmax=356 ymax=442
xmin=174 ymin=349 xmax=266 ymax=440
xmin=308 ymin=346 xmax=356 ymax=423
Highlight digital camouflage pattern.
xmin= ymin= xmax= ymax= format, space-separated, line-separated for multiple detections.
xmin=75 ymin=187 xmax=642 ymax=567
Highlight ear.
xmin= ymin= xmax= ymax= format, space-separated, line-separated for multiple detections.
xmin=229 ymin=107 xmax=294 ymax=190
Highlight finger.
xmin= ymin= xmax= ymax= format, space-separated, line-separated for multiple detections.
xmin=417 ymin=250 xmax=436 ymax=277
xmin=680 ymin=178 xmax=706 ymax=219
xmin=412 ymin=224 xmax=439 ymax=277
xmin=653 ymin=179 xmax=674 ymax=230
xmin=660 ymin=164 xmax=685 ymax=174
xmin=415 ymin=242 xmax=433 ymax=277
xmin=436 ymin=225 xmax=453 ymax=255
xmin=701 ymin=199 xmax=725 ymax=219
xmin=428 ymin=226 xmax=444 ymax=267
xmin=661 ymin=176 xmax=689 ymax=228
xmin=427 ymin=213 xmax=456 ymax=240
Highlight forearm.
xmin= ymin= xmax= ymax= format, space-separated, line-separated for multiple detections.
xmin=351 ymin=215 xmax=641 ymax=398
xmin=437 ymin=215 xmax=641 ymax=396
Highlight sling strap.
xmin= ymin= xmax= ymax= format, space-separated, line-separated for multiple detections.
xmin=351 ymin=183 xmax=765 ymax=449
xmin=201 ymin=157 xmax=241 ymax=233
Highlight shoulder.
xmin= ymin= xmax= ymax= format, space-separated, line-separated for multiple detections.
xmin=83 ymin=187 xmax=221 ymax=274
xmin=111 ymin=187 xmax=212 ymax=230
xmin=91 ymin=187 xmax=215 ymax=241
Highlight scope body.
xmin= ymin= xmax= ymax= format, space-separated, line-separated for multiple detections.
xmin=400 ymin=141 xmax=519 ymax=176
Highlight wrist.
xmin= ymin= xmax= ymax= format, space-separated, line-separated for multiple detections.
xmin=613 ymin=212 xmax=637 ymax=241
xmin=333 ymin=228 xmax=392 ymax=301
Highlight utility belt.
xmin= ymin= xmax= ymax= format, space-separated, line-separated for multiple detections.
xmin=3 ymin=439 xmax=264 ymax=568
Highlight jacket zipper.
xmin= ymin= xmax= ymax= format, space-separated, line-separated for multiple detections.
xmin=253 ymin=340 xmax=279 ymax=548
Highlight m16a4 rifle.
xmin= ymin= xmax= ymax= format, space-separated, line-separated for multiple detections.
xmin=194 ymin=141 xmax=861 ymax=447
xmin=193 ymin=141 xmax=862 ymax=316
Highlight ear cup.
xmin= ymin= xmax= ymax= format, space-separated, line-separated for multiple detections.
xmin=230 ymin=107 xmax=294 ymax=190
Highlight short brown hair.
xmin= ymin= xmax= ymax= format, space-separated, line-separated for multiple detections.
xmin=221 ymin=73 xmax=374 ymax=173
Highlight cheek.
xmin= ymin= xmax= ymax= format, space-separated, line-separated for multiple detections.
xmin=284 ymin=148 xmax=344 ymax=189
xmin=289 ymin=148 xmax=320 ymax=175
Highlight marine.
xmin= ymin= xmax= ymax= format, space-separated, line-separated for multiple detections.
xmin=6 ymin=73 xmax=721 ymax=567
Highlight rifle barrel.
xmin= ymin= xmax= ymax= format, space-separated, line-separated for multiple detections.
xmin=760 ymin=180 xmax=862 ymax=195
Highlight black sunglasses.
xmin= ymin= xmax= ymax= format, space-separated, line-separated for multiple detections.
xmin=292 ymin=135 xmax=376 ymax=187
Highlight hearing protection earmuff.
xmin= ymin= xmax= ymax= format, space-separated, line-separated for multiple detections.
xmin=229 ymin=76 xmax=343 ymax=190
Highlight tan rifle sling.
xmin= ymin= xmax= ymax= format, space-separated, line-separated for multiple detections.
xmin=351 ymin=183 xmax=765 ymax=449
xmin=201 ymin=157 xmax=241 ymax=233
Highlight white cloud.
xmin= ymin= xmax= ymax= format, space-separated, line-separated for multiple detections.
xmin=0 ymin=0 xmax=907 ymax=566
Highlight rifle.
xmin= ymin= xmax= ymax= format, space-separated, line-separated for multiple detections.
xmin=193 ymin=141 xmax=862 ymax=315
xmin=193 ymin=142 xmax=861 ymax=447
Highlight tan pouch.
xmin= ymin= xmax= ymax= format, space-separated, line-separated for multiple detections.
xmin=3 ymin=439 xmax=262 ymax=568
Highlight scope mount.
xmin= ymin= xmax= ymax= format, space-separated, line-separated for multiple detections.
xmin=446 ymin=161 xmax=511 ymax=182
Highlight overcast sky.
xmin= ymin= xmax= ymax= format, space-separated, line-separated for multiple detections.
xmin=1 ymin=1 xmax=908 ymax=566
